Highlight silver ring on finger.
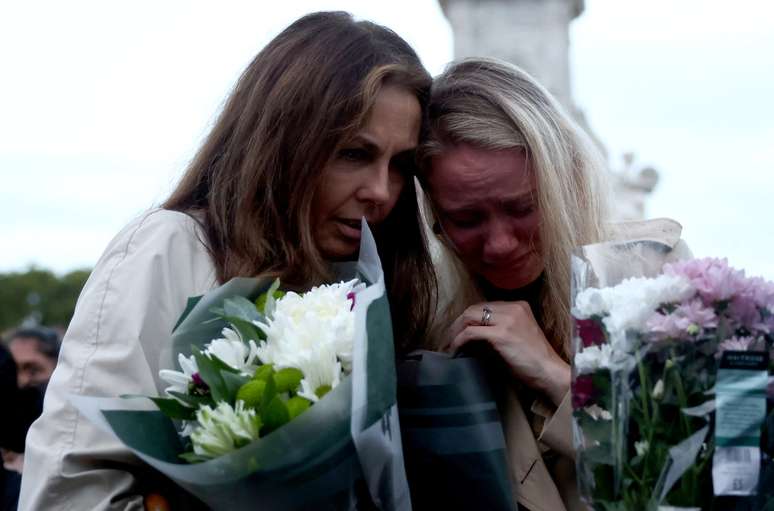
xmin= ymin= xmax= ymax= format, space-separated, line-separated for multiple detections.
xmin=481 ymin=305 xmax=493 ymax=326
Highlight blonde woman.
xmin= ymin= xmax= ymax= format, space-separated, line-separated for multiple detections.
xmin=418 ymin=58 xmax=685 ymax=511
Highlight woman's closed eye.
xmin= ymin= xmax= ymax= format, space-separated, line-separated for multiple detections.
xmin=504 ymin=200 xmax=537 ymax=218
xmin=445 ymin=212 xmax=483 ymax=229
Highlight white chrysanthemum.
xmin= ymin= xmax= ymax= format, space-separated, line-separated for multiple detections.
xmin=253 ymin=279 xmax=361 ymax=399
xmin=294 ymin=343 xmax=342 ymax=403
xmin=574 ymin=274 xmax=695 ymax=341
xmin=205 ymin=327 xmax=261 ymax=376
xmin=574 ymin=343 xmax=614 ymax=375
xmin=159 ymin=353 xmax=199 ymax=397
xmin=190 ymin=401 xmax=261 ymax=459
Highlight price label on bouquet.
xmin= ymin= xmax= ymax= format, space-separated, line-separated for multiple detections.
xmin=712 ymin=350 xmax=769 ymax=496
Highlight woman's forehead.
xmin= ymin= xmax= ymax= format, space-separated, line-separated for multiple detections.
xmin=428 ymin=145 xmax=534 ymax=207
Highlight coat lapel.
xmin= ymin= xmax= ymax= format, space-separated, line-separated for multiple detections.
xmin=501 ymin=387 xmax=567 ymax=511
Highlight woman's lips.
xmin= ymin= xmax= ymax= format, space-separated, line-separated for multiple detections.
xmin=335 ymin=218 xmax=362 ymax=240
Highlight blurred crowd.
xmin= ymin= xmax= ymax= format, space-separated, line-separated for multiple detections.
xmin=1 ymin=327 xmax=60 ymax=511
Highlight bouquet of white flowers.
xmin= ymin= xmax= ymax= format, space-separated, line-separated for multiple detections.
xmin=72 ymin=221 xmax=410 ymax=510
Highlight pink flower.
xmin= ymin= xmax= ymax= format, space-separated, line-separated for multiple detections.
xmin=717 ymin=336 xmax=764 ymax=356
xmin=645 ymin=299 xmax=717 ymax=340
xmin=664 ymin=258 xmax=747 ymax=303
xmin=747 ymin=276 xmax=774 ymax=311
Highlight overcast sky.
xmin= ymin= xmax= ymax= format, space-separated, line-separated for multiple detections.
xmin=1 ymin=0 xmax=772 ymax=280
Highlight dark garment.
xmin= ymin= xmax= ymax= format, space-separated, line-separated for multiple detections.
xmin=1 ymin=467 xmax=20 ymax=511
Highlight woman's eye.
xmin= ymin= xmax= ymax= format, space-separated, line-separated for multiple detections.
xmin=446 ymin=215 xmax=481 ymax=229
xmin=506 ymin=202 xmax=536 ymax=218
xmin=338 ymin=148 xmax=370 ymax=162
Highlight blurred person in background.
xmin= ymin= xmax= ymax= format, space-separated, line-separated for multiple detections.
xmin=6 ymin=328 xmax=59 ymax=390
xmin=0 ymin=328 xmax=56 ymax=485
xmin=0 ymin=344 xmax=44 ymax=511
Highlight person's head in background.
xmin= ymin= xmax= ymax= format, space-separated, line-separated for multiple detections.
xmin=7 ymin=327 xmax=59 ymax=389
xmin=163 ymin=11 xmax=436 ymax=350
xmin=418 ymin=58 xmax=610 ymax=357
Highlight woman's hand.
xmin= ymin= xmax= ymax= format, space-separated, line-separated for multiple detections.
xmin=446 ymin=300 xmax=570 ymax=407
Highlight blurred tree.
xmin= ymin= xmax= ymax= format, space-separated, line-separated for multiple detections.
xmin=0 ymin=268 xmax=90 ymax=332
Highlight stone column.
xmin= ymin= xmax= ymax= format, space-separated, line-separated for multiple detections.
xmin=439 ymin=0 xmax=657 ymax=221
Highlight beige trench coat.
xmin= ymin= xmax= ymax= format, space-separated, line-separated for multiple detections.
xmin=19 ymin=210 xmax=218 ymax=510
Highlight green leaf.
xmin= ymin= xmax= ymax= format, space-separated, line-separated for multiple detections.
xmin=261 ymin=395 xmax=290 ymax=433
xmin=255 ymin=279 xmax=283 ymax=315
xmin=236 ymin=380 xmax=267 ymax=410
xmin=193 ymin=350 xmax=229 ymax=402
xmin=167 ymin=391 xmax=213 ymax=409
xmin=223 ymin=296 xmax=262 ymax=322
xmin=149 ymin=397 xmax=197 ymax=421
xmin=287 ymin=396 xmax=311 ymax=420
xmin=221 ymin=371 xmax=250 ymax=403
xmin=315 ymin=384 xmax=332 ymax=399
xmin=261 ymin=373 xmax=278 ymax=410
xmin=224 ymin=317 xmax=265 ymax=343
xmin=274 ymin=367 xmax=303 ymax=393
xmin=207 ymin=353 xmax=239 ymax=374
xmin=252 ymin=364 xmax=274 ymax=381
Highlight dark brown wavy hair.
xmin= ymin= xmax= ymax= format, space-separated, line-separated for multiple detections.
xmin=163 ymin=11 xmax=436 ymax=349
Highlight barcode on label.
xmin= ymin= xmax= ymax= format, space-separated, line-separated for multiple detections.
xmin=716 ymin=448 xmax=753 ymax=464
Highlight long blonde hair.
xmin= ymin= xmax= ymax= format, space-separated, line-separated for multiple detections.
xmin=418 ymin=58 xmax=611 ymax=358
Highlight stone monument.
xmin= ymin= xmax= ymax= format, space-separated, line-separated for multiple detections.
xmin=439 ymin=0 xmax=657 ymax=221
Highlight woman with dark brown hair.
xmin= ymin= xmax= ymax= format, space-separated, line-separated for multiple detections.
xmin=19 ymin=12 xmax=435 ymax=509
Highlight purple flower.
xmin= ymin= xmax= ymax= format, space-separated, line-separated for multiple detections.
xmin=645 ymin=298 xmax=717 ymax=340
xmin=572 ymin=374 xmax=595 ymax=409
xmin=747 ymin=276 xmax=774 ymax=311
xmin=189 ymin=372 xmax=210 ymax=396
xmin=664 ymin=258 xmax=747 ymax=303
xmin=346 ymin=291 xmax=356 ymax=311
xmin=716 ymin=336 xmax=764 ymax=357
xmin=576 ymin=318 xmax=606 ymax=347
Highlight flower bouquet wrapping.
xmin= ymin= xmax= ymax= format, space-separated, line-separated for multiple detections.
xmin=71 ymin=221 xmax=411 ymax=510
xmin=571 ymin=239 xmax=774 ymax=510
xmin=396 ymin=349 xmax=516 ymax=511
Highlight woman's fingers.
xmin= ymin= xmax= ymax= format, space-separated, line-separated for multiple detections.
xmin=449 ymin=325 xmax=494 ymax=353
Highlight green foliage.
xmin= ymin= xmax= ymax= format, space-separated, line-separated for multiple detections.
xmin=0 ymin=267 xmax=90 ymax=331
xmin=274 ymin=367 xmax=303 ymax=393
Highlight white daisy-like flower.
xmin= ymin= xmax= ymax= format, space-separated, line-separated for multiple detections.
xmin=574 ymin=274 xmax=695 ymax=343
xmin=205 ymin=327 xmax=261 ymax=376
xmin=253 ymin=279 xmax=362 ymax=399
xmin=158 ymin=327 xmax=260 ymax=401
xmin=159 ymin=353 xmax=199 ymax=398
xmin=293 ymin=343 xmax=342 ymax=403
xmin=574 ymin=343 xmax=614 ymax=375
xmin=190 ymin=401 xmax=261 ymax=459
xmin=635 ymin=440 xmax=649 ymax=457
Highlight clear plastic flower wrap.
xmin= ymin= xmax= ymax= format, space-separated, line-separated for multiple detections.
xmin=71 ymin=221 xmax=411 ymax=510
xmin=571 ymin=238 xmax=774 ymax=510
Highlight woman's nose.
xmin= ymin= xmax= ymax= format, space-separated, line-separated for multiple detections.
xmin=482 ymin=218 xmax=520 ymax=261
xmin=357 ymin=161 xmax=392 ymax=204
